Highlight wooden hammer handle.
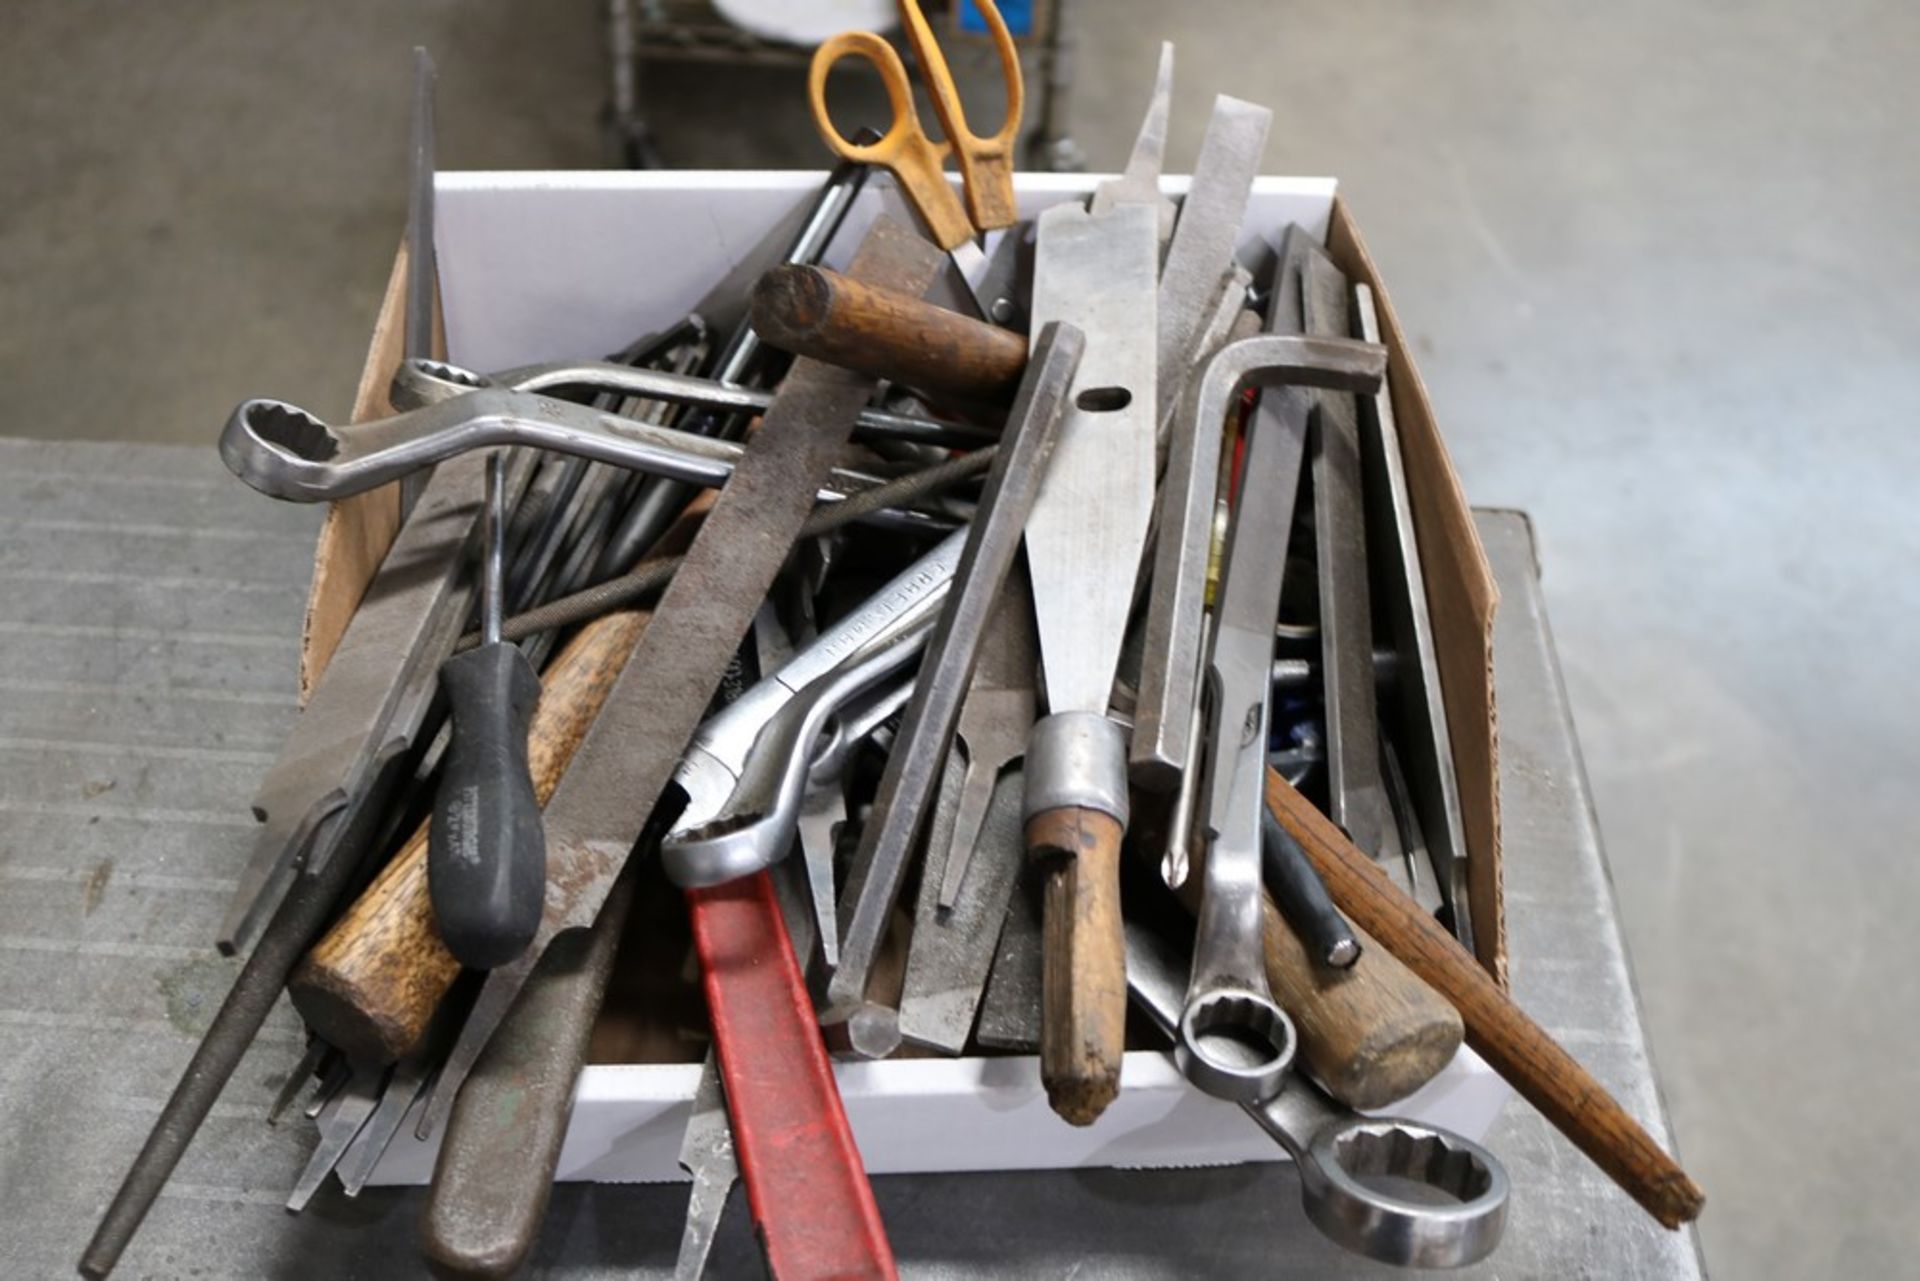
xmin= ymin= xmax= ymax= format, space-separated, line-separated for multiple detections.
xmin=1030 ymin=806 xmax=1127 ymax=1126
xmin=752 ymin=264 xmax=1028 ymax=407
xmin=288 ymin=504 xmax=709 ymax=1062
xmin=288 ymin=606 xmax=649 ymax=1061
xmin=1266 ymin=768 xmax=1706 ymax=1229
xmin=1251 ymin=884 xmax=1461 ymax=1110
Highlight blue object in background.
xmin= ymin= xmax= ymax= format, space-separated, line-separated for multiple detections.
xmin=959 ymin=0 xmax=1034 ymax=38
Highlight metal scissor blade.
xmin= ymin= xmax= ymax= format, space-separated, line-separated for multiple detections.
xmin=674 ymin=1053 xmax=738 ymax=1281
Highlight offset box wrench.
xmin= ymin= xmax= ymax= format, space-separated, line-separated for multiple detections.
xmin=1175 ymin=333 xmax=1387 ymax=1104
xmin=388 ymin=355 xmax=995 ymax=450
xmin=1125 ymin=921 xmax=1509 ymax=1270
xmin=220 ymin=387 xmax=954 ymax=539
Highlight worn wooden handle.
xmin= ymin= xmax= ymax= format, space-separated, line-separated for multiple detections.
xmin=1030 ymin=806 xmax=1127 ymax=1125
xmin=1266 ymin=768 xmax=1706 ymax=1229
xmin=752 ymin=264 xmax=1028 ymax=406
xmin=288 ymin=503 xmax=710 ymax=1062
xmin=288 ymin=606 xmax=650 ymax=1061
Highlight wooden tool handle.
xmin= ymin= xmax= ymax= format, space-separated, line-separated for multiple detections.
xmin=288 ymin=501 xmax=710 ymax=1062
xmin=1266 ymin=768 xmax=1706 ymax=1229
xmin=1030 ymin=806 xmax=1128 ymax=1125
xmin=752 ymin=264 xmax=1028 ymax=406
xmin=289 ymin=606 xmax=649 ymax=1062
xmin=1170 ymin=820 xmax=1461 ymax=1108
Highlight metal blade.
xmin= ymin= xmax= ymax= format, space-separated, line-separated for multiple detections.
xmin=1354 ymin=283 xmax=1472 ymax=943
xmin=1090 ymin=42 xmax=1177 ymax=248
xmin=1154 ymin=96 xmax=1272 ymax=426
xmin=403 ymin=47 xmax=437 ymax=364
xmin=287 ymin=1062 xmax=386 ymax=1212
xmin=1023 ymin=201 xmax=1160 ymax=715
xmin=674 ymin=1053 xmax=738 ymax=1281
xmin=1301 ymin=247 xmax=1403 ymax=879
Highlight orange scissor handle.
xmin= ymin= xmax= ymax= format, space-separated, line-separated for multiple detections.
xmin=810 ymin=29 xmax=974 ymax=251
xmin=896 ymin=0 xmax=1022 ymax=234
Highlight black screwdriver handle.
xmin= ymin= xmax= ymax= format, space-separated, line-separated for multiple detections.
xmin=1261 ymin=805 xmax=1360 ymax=969
xmin=430 ymin=641 xmax=545 ymax=968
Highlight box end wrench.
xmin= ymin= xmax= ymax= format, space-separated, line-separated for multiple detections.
xmin=1126 ymin=919 xmax=1508 ymax=1270
xmin=1175 ymin=333 xmax=1386 ymax=1105
xmin=218 ymin=388 xmax=955 ymax=542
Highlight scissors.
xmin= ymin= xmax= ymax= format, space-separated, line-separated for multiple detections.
xmin=808 ymin=0 xmax=1023 ymax=304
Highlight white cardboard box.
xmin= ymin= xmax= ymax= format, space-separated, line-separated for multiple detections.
xmin=345 ymin=170 xmax=1508 ymax=1185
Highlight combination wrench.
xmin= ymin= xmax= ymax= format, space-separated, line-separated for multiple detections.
xmin=1173 ymin=332 xmax=1387 ymax=1104
xmin=1127 ymin=920 xmax=1508 ymax=1269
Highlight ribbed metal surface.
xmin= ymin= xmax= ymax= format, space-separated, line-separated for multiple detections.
xmin=0 ymin=442 xmax=1699 ymax=1278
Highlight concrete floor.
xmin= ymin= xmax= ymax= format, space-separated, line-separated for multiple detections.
xmin=4 ymin=1 xmax=1915 ymax=1276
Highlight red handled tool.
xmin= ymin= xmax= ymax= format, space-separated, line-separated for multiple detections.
xmin=688 ymin=871 xmax=896 ymax=1281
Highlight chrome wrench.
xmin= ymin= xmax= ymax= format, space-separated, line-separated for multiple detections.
xmin=221 ymin=388 xmax=953 ymax=537
xmin=389 ymin=357 xmax=994 ymax=451
xmin=1175 ymin=333 xmax=1388 ymax=1104
xmin=1127 ymin=921 xmax=1509 ymax=1269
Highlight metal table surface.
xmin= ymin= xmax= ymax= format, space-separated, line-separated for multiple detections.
xmin=0 ymin=439 xmax=1704 ymax=1279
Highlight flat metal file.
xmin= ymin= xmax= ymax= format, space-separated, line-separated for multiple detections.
xmin=217 ymin=446 xmax=507 ymax=956
xmin=1302 ymin=247 xmax=1406 ymax=888
xmin=1129 ymin=94 xmax=1287 ymax=791
xmin=1354 ymin=283 xmax=1471 ymax=940
xmin=1020 ymin=198 xmax=1160 ymax=1125
xmin=824 ymin=323 xmax=1083 ymax=1021
xmin=417 ymin=217 xmax=942 ymax=1136
xmin=974 ymin=857 xmax=1044 ymax=1052
xmin=595 ymin=150 xmax=875 ymax=579
xmin=1153 ymin=95 xmax=1272 ymax=427
xmin=421 ymin=872 xmax=637 ymax=1281
xmin=287 ymin=1062 xmax=385 ymax=1212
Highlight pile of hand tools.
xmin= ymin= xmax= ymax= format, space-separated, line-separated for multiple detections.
xmin=80 ymin=8 xmax=1704 ymax=1280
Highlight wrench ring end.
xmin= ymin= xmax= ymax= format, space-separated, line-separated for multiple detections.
xmin=1301 ymin=1117 xmax=1509 ymax=1269
xmin=1175 ymin=987 xmax=1296 ymax=1103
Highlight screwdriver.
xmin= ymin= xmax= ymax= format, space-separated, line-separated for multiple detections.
xmin=429 ymin=450 xmax=546 ymax=968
